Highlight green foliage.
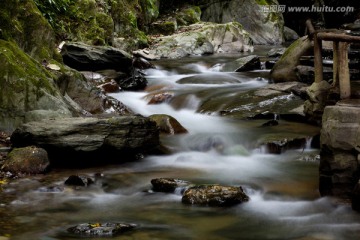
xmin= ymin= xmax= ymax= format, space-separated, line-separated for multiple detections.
xmin=33 ymin=0 xmax=71 ymax=29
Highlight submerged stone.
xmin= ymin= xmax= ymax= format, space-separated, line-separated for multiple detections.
xmin=67 ymin=222 xmax=136 ymax=237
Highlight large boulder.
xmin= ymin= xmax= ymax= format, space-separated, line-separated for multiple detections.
xmin=61 ymin=42 xmax=133 ymax=73
xmin=10 ymin=116 xmax=160 ymax=166
xmin=147 ymin=22 xmax=253 ymax=58
xmin=0 ymin=40 xmax=74 ymax=132
xmin=201 ymin=0 xmax=284 ymax=45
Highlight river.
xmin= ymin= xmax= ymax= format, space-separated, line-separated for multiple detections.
xmin=2 ymin=49 xmax=360 ymax=240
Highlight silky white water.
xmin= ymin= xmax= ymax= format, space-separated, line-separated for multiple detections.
xmin=4 ymin=54 xmax=360 ymax=240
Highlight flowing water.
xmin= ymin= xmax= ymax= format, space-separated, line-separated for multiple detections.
xmin=2 ymin=50 xmax=360 ymax=240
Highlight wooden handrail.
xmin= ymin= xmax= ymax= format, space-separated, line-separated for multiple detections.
xmin=305 ymin=19 xmax=360 ymax=99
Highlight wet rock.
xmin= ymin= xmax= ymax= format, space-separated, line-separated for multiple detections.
xmin=132 ymin=57 xmax=155 ymax=70
xmin=147 ymin=92 xmax=174 ymax=104
xmin=64 ymin=175 xmax=95 ymax=187
xmin=233 ymin=55 xmax=261 ymax=72
xmin=10 ymin=116 xmax=160 ymax=166
xmin=151 ymin=178 xmax=190 ymax=193
xmin=1 ymin=146 xmax=49 ymax=174
xmin=97 ymin=80 xmax=120 ymax=93
xmin=116 ymin=69 xmax=148 ymax=90
xmin=149 ymin=114 xmax=188 ymax=135
xmin=67 ymin=222 xmax=136 ymax=237
xmin=61 ymin=42 xmax=133 ymax=73
xmin=182 ymin=185 xmax=249 ymax=207
xmin=263 ymin=137 xmax=307 ymax=154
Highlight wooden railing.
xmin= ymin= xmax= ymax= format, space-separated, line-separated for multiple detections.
xmin=306 ymin=19 xmax=360 ymax=99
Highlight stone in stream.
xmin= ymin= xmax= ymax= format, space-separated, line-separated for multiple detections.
xmin=182 ymin=185 xmax=249 ymax=207
xmin=10 ymin=116 xmax=160 ymax=167
xmin=151 ymin=178 xmax=191 ymax=193
xmin=1 ymin=146 xmax=50 ymax=174
xmin=149 ymin=114 xmax=188 ymax=135
xmin=64 ymin=175 xmax=95 ymax=187
xmin=67 ymin=222 xmax=136 ymax=237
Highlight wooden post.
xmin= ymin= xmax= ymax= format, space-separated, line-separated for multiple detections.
xmin=338 ymin=42 xmax=350 ymax=99
xmin=332 ymin=41 xmax=339 ymax=87
xmin=314 ymin=34 xmax=323 ymax=83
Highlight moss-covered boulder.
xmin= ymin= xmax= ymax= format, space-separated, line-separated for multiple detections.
xmin=1 ymin=146 xmax=50 ymax=174
xmin=0 ymin=40 xmax=73 ymax=131
xmin=0 ymin=0 xmax=56 ymax=61
xmin=175 ymin=6 xmax=201 ymax=26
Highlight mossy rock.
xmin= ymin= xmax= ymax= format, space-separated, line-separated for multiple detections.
xmin=2 ymin=146 xmax=50 ymax=174
xmin=175 ymin=5 xmax=201 ymax=26
xmin=0 ymin=40 xmax=72 ymax=131
xmin=150 ymin=19 xmax=178 ymax=35
xmin=0 ymin=0 xmax=56 ymax=60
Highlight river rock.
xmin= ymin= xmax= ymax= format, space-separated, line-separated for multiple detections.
xmin=267 ymin=48 xmax=286 ymax=58
xmin=67 ymin=222 xmax=136 ymax=237
xmin=97 ymin=80 xmax=121 ymax=93
xmin=234 ymin=55 xmax=261 ymax=72
xmin=151 ymin=178 xmax=190 ymax=193
xmin=147 ymin=92 xmax=174 ymax=104
xmin=64 ymin=175 xmax=95 ymax=187
xmin=182 ymin=185 xmax=249 ymax=207
xmin=149 ymin=114 xmax=188 ymax=135
xmin=116 ymin=69 xmax=148 ymax=90
xmin=1 ymin=146 xmax=50 ymax=174
xmin=10 ymin=116 xmax=160 ymax=166
xmin=61 ymin=42 xmax=133 ymax=73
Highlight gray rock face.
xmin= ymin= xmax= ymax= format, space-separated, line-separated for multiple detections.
xmin=10 ymin=116 xmax=160 ymax=166
xmin=61 ymin=42 xmax=133 ymax=73
xmin=201 ymin=0 xmax=284 ymax=45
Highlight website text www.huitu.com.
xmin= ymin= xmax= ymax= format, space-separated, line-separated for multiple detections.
xmin=261 ymin=5 xmax=354 ymax=13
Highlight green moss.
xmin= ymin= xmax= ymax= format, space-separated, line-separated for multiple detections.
xmin=0 ymin=0 xmax=55 ymax=61
xmin=255 ymin=0 xmax=277 ymax=5
xmin=0 ymin=40 xmax=57 ymax=112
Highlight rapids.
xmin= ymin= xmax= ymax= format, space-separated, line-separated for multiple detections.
xmin=2 ymin=51 xmax=360 ymax=240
